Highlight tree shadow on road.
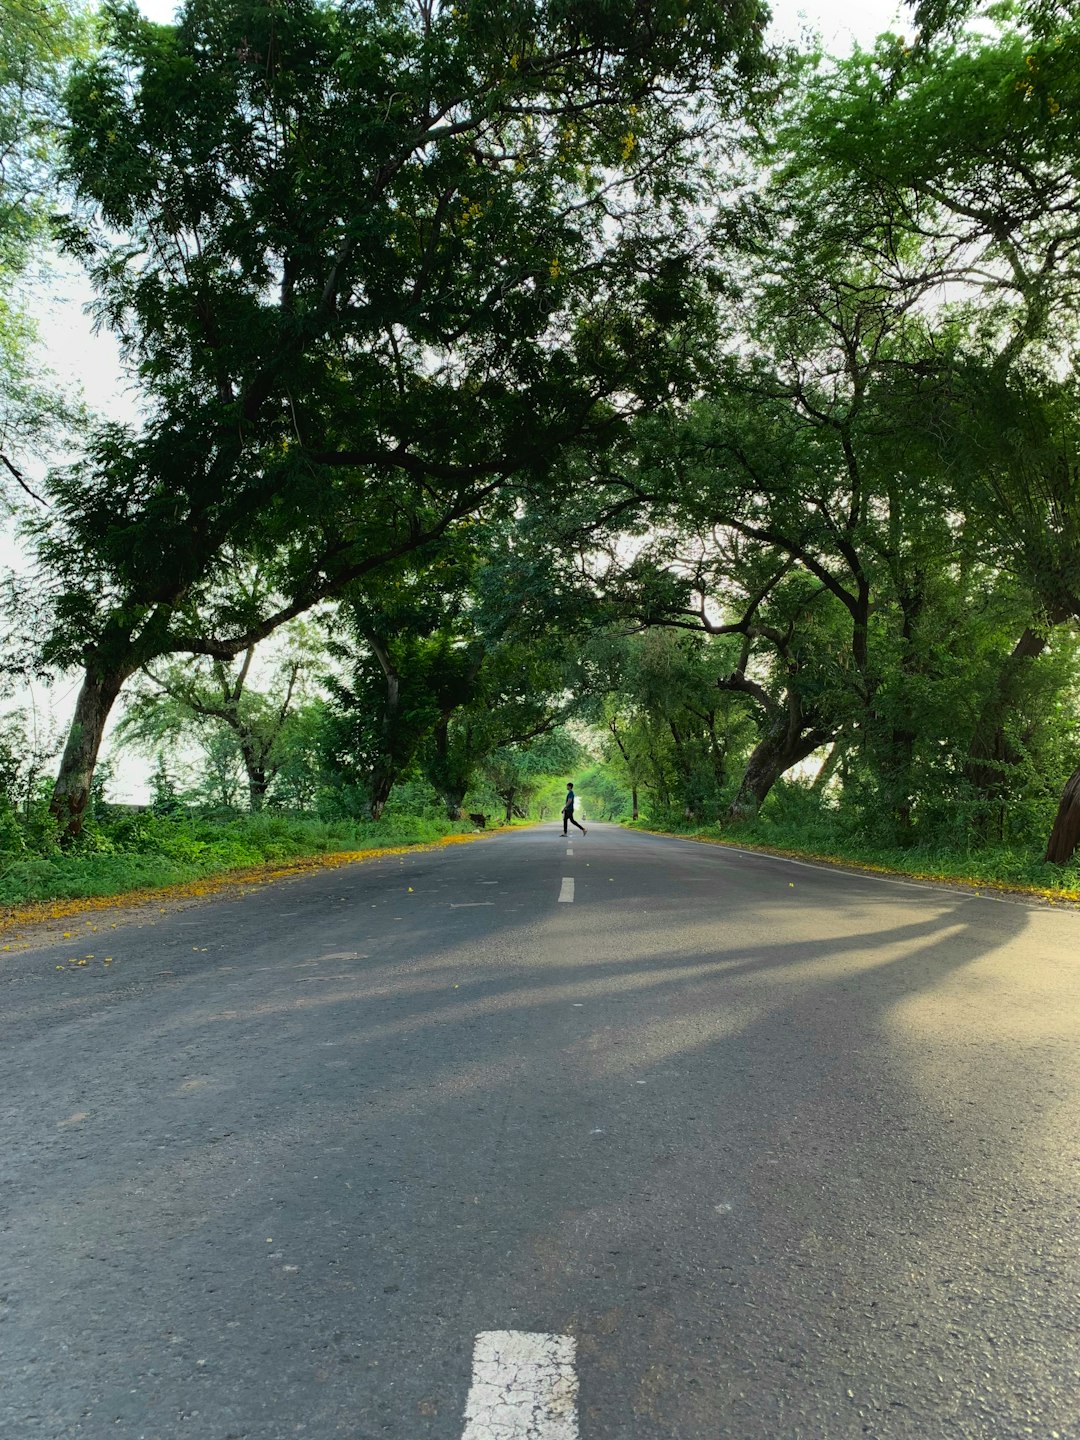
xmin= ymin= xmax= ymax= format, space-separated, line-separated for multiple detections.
xmin=4 ymin=837 xmax=1078 ymax=1439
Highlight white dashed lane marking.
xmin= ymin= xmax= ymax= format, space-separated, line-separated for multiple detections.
xmin=460 ymin=1331 xmax=579 ymax=1440
xmin=558 ymin=878 xmax=575 ymax=903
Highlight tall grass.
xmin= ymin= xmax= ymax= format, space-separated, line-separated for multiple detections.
xmin=0 ymin=811 xmax=477 ymax=908
xmin=625 ymin=805 xmax=1080 ymax=896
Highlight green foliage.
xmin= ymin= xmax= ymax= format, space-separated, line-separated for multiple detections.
xmin=10 ymin=0 xmax=1080 ymax=874
xmin=478 ymin=726 xmax=587 ymax=821
xmin=419 ymin=631 xmax=581 ymax=817
xmin=314 ymin=526 xmax=593 ymax=817
xmin=0 ymin=807 xmax=474 ymax=906
xmin=575 ymin=762 xmax=632 ymax=821
xmin=0 ymin=706 xmax=65 ymax=854
xmin=30 ymin=0 xmax=769 ymax=836
xmin=319 ymin=582 xmax=482 ymax=818
xmin=114 ymin=619 xmax=329 ymax=810
xmin=550 ymin=0 xmax=1080 ymax=862
xmin=0 ymin=0 xmax=86 ymax=500
xmin=582 ymin=627 xmax=754 ymax=823
xmin=0 ymin=0 xmax=84 ymax=284
xmin=630 ymin=783 xmax=1080 ymax=896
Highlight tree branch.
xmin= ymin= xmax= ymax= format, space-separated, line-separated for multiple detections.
xmin=1 ymin=451 xmax=48 ymax=507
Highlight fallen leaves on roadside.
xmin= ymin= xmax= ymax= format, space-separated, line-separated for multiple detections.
xmin=1 ymin=831 xmax=495 ymax=948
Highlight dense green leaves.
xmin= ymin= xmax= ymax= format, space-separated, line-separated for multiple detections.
xmin=27 ymin=0 xmax=768 ymax=835
xmin=115 ymin=620 xmax=326 ymax=809
xmin=5 ymin=0 xmax=1080 ymax=871
xmin=534 ymin=0 xmax=1080 ymax=852
xmin=0 ymin=0 xmax=85 ymax=504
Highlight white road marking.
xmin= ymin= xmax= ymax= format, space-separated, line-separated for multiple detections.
xmin=566 ymin=847 xmax=573 ymax=856
xmin=558 ymin=878 xmax=575 ymax=903
xmin=461 ymin=1331 xmax=579 ymax=1440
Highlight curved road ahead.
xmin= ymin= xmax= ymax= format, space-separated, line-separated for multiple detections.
xmin=2 ymin=824 xmax=1078 ymax=1439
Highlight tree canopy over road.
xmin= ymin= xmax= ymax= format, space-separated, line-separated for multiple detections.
xmin=4 ymin=0 xmax=1080 ymax=880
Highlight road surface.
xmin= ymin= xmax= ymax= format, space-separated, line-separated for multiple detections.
xmin=2 ymin=824 xmax=1078 ymax=1439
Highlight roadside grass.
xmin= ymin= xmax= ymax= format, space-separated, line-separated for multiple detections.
xmin=624 ymin=817 xmax=1080 ymax=902
xmin=0 ymin=811 xmax=482 ymax=911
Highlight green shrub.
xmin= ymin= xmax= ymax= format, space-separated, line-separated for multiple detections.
xmin=630 ymin=802 xmax=1080 ymax=895
xmin=0 ymin=808 xmax=475 ymax=908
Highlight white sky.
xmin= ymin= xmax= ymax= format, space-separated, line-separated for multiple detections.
xmin=10 ymin=0 xmax=909 ymax=802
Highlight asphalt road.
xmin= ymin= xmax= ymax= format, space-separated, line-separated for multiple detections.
xmin=2 ymin=824 xmax=1078 ymax=1440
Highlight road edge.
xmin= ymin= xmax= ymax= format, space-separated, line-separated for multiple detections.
xmin=624 ymin=825 xmax=1080 ymax=909
xmin=0 ymin=828 xmax=511 ymax=950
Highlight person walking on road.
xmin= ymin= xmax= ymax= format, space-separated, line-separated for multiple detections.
xmin=562 ymin=782 xmax=587 ymax=836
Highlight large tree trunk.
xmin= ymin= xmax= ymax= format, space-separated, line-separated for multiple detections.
xmin=50 ymin=662 xmax=133 ymax=840
xmin=883 ymin=726 xmax=917 ymax=834
xmin=631 ymin=785 xmax=638 ymax=821
xmin=237 ymin=734 xmax=271 ymax=812
xmin=424 ymin=718 xmax=471 ymax=820
xmin=365 ymin=631 xmax=402 ymax=821
xmin=1045 ymin=763 xmax=1080 ymax=865
xmin=246 ymin=768 xmax=269 ymax=812
xmin=441 ymin=791 xmax=467 ymax=821
xmin=877 ymin=583 xmax=922 ymax=835
xmin=368 ymin=769 xmax=395 ymax=821
xmin=719 ymin=673 xmax=833 ymax=822
xmin=728 ymin=721 xmax=833 ymax=820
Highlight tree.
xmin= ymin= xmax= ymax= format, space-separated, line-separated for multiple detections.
xmin=575 ymin=760 xmax=632 ymax=821
xmin=576 ymin=6 xmax=1080 ymax=844
xmin=1046 ymin=765 xmax=1080 ymax=864
xmin=319 ymin=551 xmax=485 ymax=818
xmin=579 ymin=626 xmax=752 ymax=822
xmin=0 ymin=704 xmax=59 ymax=845
xmin=32 ymin=0 xmax=769 ymax=838
xmin=0 ymin=0 xmax=84 ymax=504
xmin=319 ymin=531 xmax=583 ymax=818
xmin=602 ymin=709 xmax=647 ymax=820
xmin=115 ymin=621 xmax=326 ymax=810
xmin=481 ymin=728 xmax=586 ymax=823
xmin=783 ymin=6 xmax=1080 ymax=853
xmin=420 ymin=649 xmax=572 ymax=821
